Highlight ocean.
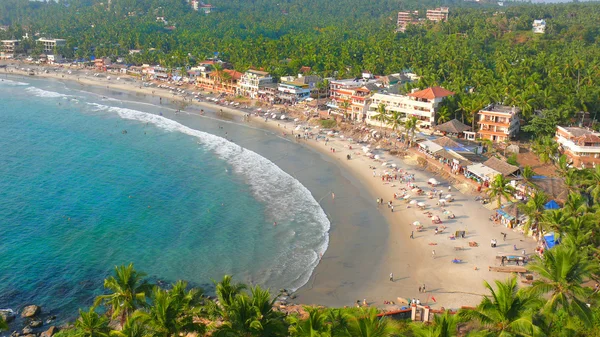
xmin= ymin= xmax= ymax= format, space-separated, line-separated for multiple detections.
xmin=0 ymin=76 xmax=334 ymax=323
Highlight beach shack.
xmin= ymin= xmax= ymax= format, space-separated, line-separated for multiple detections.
xmin=482 ymin=157 xmax=520 ymax=178
xmin=465 ymin=163 xmax=499 ymax=184
xmin=433 ymin=119 xmax=472 ymax=138
xmin=417 ymin=140 xmax=443 ymax=158
xmin=495 ymin=203 xmax=525 ymax=228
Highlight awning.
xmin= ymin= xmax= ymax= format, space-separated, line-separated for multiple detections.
xmin=544 ymin=232 xmax=557 ymax=249
xmin=544 ymin=200 xmax=560 ymax=210
xmin=418 ymin=140 xmax=443 ymax=154
xmin=496 ymin=209 xmax=514 ymax=220
xmin=466 ymin=163 xmax=500 ymax=181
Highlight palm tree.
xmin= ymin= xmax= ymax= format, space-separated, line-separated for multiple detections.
xmin=518 ymin=191 xmax=548 ymax=240
xmin=213 ymin=275 xmax=247 ymax=309
xmin=531 ymin=137 xmax=558 ymax=164
xmin=459 ymin=277 xmax=543 ymax=336
xmin=528 ymin=244 xmax=599 ymax=328
xmin=411 ymin=310 xmax=459 ymax=337
xmin=288 ymin=307 xmax=331 ymax=336
xmin=520 ymin=166 xmax=535 ymax=192
xmin=540 ymin=209 xmax=567 ymax=234
xmin=75 ymin=308 xmax=110 ymax=337
xmin=372 ymin=103 xmax=389 ymax=132
xmin=339 ymin=100 xmax=351 ymax=121
xmin=584 ymin=165 xmax=600 ymax=204
xmin=94 ymin=264 xmax=150 ymax=327
xmin=346 ymin=308 xmax=399 ymax=337
xmin=562 ymin=192 xmax=588 ymax=217
xmin=404 ymin=116 xmax=418 ymax=148
xmin=555 ymin=154 xmax=570 ymax=177
xmin=436 ymin=107 xmax=451 ymax=124
xmin=135 ymin=285 xmax=205 ymax=337
xmin=109 ymin=316 xmax=147 ymax=337
xmin=487 ymin=175 xmax=515 ymax=208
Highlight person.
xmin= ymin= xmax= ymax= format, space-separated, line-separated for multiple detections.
xmin=410 ymin=231 xmax=414 ymax=239
xmin=522 ymin=249 xmax=526 ymax=256
xmin=422 ymin=284 xmax=426 ymax=293
xmin=363 ymin=299 xmax=367 ymax=306
xmin=419 ymin=286 xmax=422 ymax=293
xmin=435 ymin=228 xmax=439 ymax=235
xmin=391 ymin=205 xmax=394 ymax=212
xmin=448 ymin=186 xmax=451 ymax=192
xmin=432 ymin=250 xmax=436 ymax=259
xmin=389 ymin=272 xmax=394 ymax=281
xmin=356 ymin=300 xmax=361 ymax=308
xmin=416 ymin=299 xmax=421 ymax=305
xmin=503 ymin=232 xmax=507 ymax=241
xmin=514 ymin=244 xmax=518 ymax=251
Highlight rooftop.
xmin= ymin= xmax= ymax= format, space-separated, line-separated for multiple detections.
xmin=434 ymin=119 xmax=471 ymax=134
xmin=408 ymin=86 xmax=455 ymax=100
xmin=483 ymin=157 xmax=520 ymax=176
xmin=246 ymin=69 xmax=270 ymax=76
xmin=559 ymin=126 xmax=600 ymax=138
xmin=481 ymin=104 xmax=519 ymax=115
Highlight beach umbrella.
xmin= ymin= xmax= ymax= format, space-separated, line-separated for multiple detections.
xmin=446 ymin=194 xmax=452 ymax=199
xmin=257 ymin=108 xmax=262 ymax=111
xmin=417 ymin=202 xmax=426 ymax=207
xmin=374 ymin=155 xmax=381 ymax=160
xmin=294 ymin=118 xmax=299 ymax=122
xmin=409 ymin=200 xmax=418 ymax=205
xmin=381 ymin=162 xmax=388 ymax=167
xmin=391 ymin=164 xmax=397 ymax=168
xmin=428 ymin=178 xmax=439 ymax=185
xmin=412 ymin=188 xmax=421 ymax=192
xmin=403 ymin=195 xmax=411 ymax=200
xmin=413 ymin=221 xmax=421 ymax=226
xmin=432 ymin=215 xmax=440 ymax=221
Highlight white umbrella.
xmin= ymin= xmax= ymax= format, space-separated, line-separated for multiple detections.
xmin=294 ymin=118 xmax=299 ymax=122
xmin=409 ymin=200 xmax=418 ymax=205
xmin=417 ymin=202 xmax=426 ymax=207
xmin=413 ymin=221 xmax=421 ymax=226
xmin=428 ymin=178 xmax=439 ymax=185
xmin=432 ymin=215 xmax=440 ymax=221
xmin=403 ymin=195 xmax=411 ymax=199
xmin=257 ymin=108 xmax=262 ymax=111
xmin=391 ymin=164 xmax=397 ymax=168
xmin=412 ymin=188 xmax=421 ymax=192
xmin=381 ymin=162 xmax=388 ymax=167
xmin=446 ymin=194 xmax=453 ymax=199
xmin=374 ymin=155 xmax=381 ymax=160
xmin=280 ymin=115 xmax=286 ymax=120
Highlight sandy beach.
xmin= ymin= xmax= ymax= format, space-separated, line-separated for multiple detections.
xmin=1 ymin=62 xmax=537 ymax=309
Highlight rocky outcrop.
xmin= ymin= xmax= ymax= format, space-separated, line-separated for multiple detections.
xmin=29 ymin=320 xmax=43 ymax=328
xmin=20 ymin=305 xmax=40 ymax=318
xmin=40 ymin=326 xmax=57 ymax=337
xmin=22 ymin=327 xmax=33 ymax=335
xmin=0 ymin=309 xmax=15 ymax=322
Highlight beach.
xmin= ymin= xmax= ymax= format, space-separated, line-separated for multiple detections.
xmin=1 ymin=62 xmax=537 ymax=310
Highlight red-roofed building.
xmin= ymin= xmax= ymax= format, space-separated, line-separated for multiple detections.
xmin=407 ymin=86 xmax=455 ymax=100
xmin=556 ymin=126 xmax=600 ymax=169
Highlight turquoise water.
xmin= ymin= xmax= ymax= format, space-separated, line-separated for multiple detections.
xmin=0 ymin=78 xmax=329 ymax=321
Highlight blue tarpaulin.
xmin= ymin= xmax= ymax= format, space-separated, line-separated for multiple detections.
xmin=544 ymin=232 xmax=557 ymax=249
xmin=544 ymin=200 xmax=560 ymax=210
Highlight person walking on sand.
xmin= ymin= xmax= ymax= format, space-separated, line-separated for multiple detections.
xmin=389 ymin=273 xmax=394 ymax=281
xmin=418 ymin=286 xmax=422 ymax=293
xmin=410 ymin=231 xmax=414 ymax=239
xmin=503 ymin=232 xmax=507 ymax=241
xmin=422 ymin=284 xmax=426 ymax=293
xmin=448 ymin=185 xmax=452 ymax=192
xmin=391 ymin=205 xmax=394 ymax=212
xmin=432 ymin=250 xmax=436 ymax=259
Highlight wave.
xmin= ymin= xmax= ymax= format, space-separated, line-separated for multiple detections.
xmin=88 ymin=103 xmax=330 ymax=291
xmin=25 ymin=87 xmax=71 ymax=98
xmin=1 ymin=79 xmax=29 ymax=86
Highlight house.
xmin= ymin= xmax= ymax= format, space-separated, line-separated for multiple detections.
xmin=237 ymin=69 xmax=273 ymax=98
xmin=37 ymin=38 xmax=66 ymax=53
xmin=426 ymin=7 xmax=449 ymax=22
xmin=477 ymin=104 xmax=520 ymax=142
xmin=397 ymin=11 xmax=418 ymax=32
xmin=0 ymin=40 xmax=21 ymax=59
xmin=277 ymin=74 xmax=320 ymax=103
xmin=555 ymin=126 xmax=600 ymax=168
xmin=532 ymin=19 xmax=546 ymax=34
xmin=482 ymin=157 xmax=520 ymax=178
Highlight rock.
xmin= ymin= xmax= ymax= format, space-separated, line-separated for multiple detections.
xmin=40 ymin=326 xmax=56 ymax=337
xmin=21 ymin=306 xmax=40 ymax=318
xmin=30 ymin=320 xmax=43 ymax=328
xmin=0 ymin=309 xmax=15 ymax=322
xmin=22 ymin=327 xmax=33 ymax=335
xmin=22 ymin=334 xmax=36 ymax=337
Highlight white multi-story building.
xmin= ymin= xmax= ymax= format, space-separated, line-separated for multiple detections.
xmin=426 ymin=7 xmax=449 ymax=22
xmin=1 ymin=40 xmax=21 ymax=58
xmin=238 ymin=69 xmax=273 ymax=98
xmin=37 ymin=38 xmax=66 ymax=53
xmin=555 ymin=126 xmax=600 ymax=169
xmin=367 ymin=87 xmax=455 ymax=128
xmin=532 ymin=19 xmax=546 ymax=34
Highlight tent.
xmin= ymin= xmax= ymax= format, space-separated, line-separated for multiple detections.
xmin=544 ymin=200 xmax=560 ymax=210
xmin=544 ymin=232 xmax=557 ymax=249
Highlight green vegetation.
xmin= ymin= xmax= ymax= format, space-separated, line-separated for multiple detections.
xmin=319 ymin=119 xmax=337 ymax=129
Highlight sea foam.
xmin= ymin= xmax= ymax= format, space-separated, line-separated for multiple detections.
xmin=0 ymin=79 xmax=29 ymax=86
xmin=25 ymin=87 xmax=71 ymax=98
xmin=89 ymin=103 xmax=330 ymax=291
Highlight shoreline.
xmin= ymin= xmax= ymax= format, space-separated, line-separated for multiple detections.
xmin=1 ymin=63 xmax=537 ymax=310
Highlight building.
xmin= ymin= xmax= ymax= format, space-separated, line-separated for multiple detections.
xmin=555 ymin=126 xmax=600 ymax=168
xmin=532 ymin=19 xmax=546 ymax=34
xmin=477 ymin=104 xmax=520 ymax=142
xmin=37 ymin=38 xmax=66 ymax=53
xmin=328 ymin=77 xmax=381 ymax=121
xmin=426 ymin=7 xmax=449 ymax=22
xmin=367 ymin=86 xmax=454 ymax=128
xmin=277 ymin=74 xmax=320 ymax=103
xmin=1 ymin=40 xmax=21 ymax=59
xmin=238 ymin=69 xmax=273 ymax=98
